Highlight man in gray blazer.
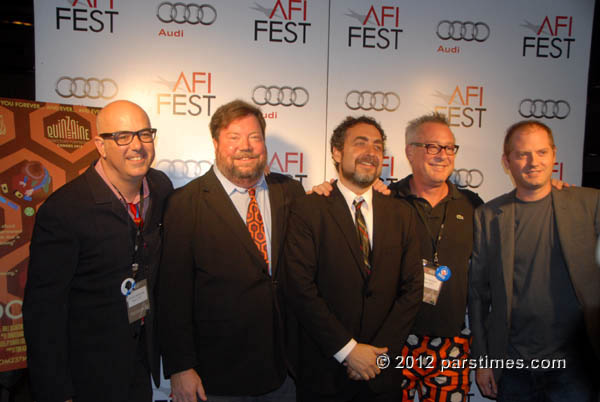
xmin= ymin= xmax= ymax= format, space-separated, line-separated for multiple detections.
xmin=468 ymin=120 xmax=600 ymax=402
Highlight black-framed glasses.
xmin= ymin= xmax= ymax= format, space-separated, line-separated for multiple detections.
xmin=99 ymin=128 xmax=157 ymax=146
xmin=410 ymin=142 xmax=459 ymax=155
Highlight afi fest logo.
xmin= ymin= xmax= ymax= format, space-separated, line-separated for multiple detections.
xmin=156 ymin=72 xmax=216 ymax=116
xmin=253 ymin=0 xmax=311 ymax=44
xmin=522 ymin=16 xmax=575 ymax=59
xmin=56 ymin=0 xmax=118 ymax=33
xmin=433 ymin=85 xmax=486 ymax=128
xmin=268 ymin=152 xmax=307 ymax=183
xmin=347 ymin=5 xmax=403 ymax=50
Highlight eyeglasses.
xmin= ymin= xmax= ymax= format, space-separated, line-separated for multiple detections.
xmin=410 ymin=142 xmax=459 ymax=155
xmin=99 ymin=128 xmax=157 ymax=146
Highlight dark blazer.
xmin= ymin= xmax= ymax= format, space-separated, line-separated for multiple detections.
xmin=158 ymin=168 xmax=305 ymax=396
xmin=23 ymin=165 xmax=173 ymax=402
xmin=468 ymin=187 xmax=600 ymax=381
xmin=282 ymin=183 xmax=423 ymax=396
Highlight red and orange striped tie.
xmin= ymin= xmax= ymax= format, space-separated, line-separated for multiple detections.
xmin=246 ymin=188 xmax=269 ymax=268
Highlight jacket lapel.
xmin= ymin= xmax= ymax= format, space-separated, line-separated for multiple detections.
xmin=495 ymin=191 xmax=516 ymax=324
xmin=203 ymin=168 xmax=268 ymax=271
xmin=267 ymin=175 xmax=284 ymax=276
xmin=368 ymin=192 xmax=386 ymax=282
xmin=327 ymin=183 xmax=368 ymax=279
xmin=551 ymin=188 xmax=577 ymax=274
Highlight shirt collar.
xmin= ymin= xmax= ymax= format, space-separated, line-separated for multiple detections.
xmin=336 ymin=179 xmax=373 ymax=212
xmin=397 ymin=174 xmax=460 ymax=201
xmin=213 ymin=164 xmax=267 ymax=196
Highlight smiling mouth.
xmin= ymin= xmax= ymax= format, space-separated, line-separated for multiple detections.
xmin=127 ymin=155 xmax=145 ymax=162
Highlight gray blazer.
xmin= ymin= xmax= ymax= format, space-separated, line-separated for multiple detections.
xmin=468 ymin=186 xmax=600 ymax=381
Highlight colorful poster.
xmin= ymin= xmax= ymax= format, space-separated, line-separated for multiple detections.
xmin=0 ymin=97 xmax=99 ymax=372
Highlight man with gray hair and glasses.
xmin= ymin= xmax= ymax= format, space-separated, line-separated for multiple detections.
xmin=387 ymin=113 xmax=482 ymax=401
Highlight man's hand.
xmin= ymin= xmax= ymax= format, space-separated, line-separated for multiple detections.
xmin=344 ymin=343 xmax=388 ymax=381
xmin=171 ymin=368 xmax=207 ymax=402
xmin=344 ymin=363 xmax=363 ymax=381
xmin=551 ymin=178 xmax=571 ymax=190
xmin=371 ymin=179 xmax=391 ymax=195
xmin=476 ymin=368 xmax=497 ymax=398
xmin=307 ymin=179 xmax=335 ymax=196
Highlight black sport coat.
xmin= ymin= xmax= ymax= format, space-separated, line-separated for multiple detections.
xmin=158 ymin=168 xmax=305 ymax=395
xmin=24 ymin=165 xmax=173 ymax=402
xmin=282 ymin=182 xmax=423 ymax=397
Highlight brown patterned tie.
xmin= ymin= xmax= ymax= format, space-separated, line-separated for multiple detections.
xmin=246 ymin=188 xmax=269 ymax=267
xmin=353 ymin=199 xmax=371 ymax=273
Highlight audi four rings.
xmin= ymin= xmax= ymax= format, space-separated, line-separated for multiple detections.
xmin=252 ymin=86 xmax=309 ymax=107
xmin=452 ymin=169 xmax=484 ymax=189
xmin=156 ymin=159 xmax=213 ymax=179
xmin=55 ymin=77 xmax=118 ymax=99
xmin=157 ymin=2 xmax=217 ymax=25
xmin=345 ymin=91 xmax=400 ymax=112
xmin=436 ymin=20 xmax=490 ymax=42
xmin=518 ymin=99 xmax=570 ymax=119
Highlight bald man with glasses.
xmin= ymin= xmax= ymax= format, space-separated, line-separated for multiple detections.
xmin=24 ymin=100 xmax=173 ymax=402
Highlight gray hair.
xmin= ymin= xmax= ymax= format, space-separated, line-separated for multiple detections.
xmin=405 ymin=112 xmax=451 ymax=144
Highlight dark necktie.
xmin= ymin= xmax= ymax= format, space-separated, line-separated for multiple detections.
xmin=246 ymin=188 xmax=269 ymax=267
xmin=353 ymin=199 xmax=371 ymax=273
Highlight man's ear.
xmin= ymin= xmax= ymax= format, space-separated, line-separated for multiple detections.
xmin=94 ymin=137 xmax=106 ymax=158
xmin=332 ymin=146 xmax=342 ymax=165
xmin=501 ymin=153 xmax=510 ymax=170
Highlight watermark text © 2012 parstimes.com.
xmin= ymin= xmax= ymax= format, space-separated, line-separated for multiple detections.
xmin=375 ymin=354 xmax=566 ymax=372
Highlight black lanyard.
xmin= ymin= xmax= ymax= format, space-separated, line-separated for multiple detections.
xmin=115 ymin=184 xmax=146 ymax=279
xmin=413 ymin=199 xmax=449 ymax=265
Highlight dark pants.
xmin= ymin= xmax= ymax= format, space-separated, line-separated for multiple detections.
xmin=497 ymin=366 xmax=598 ymax=402
xmin=205 ymin=375 xmax=296 ymax=402
xmin=297 ymin=383 xmax=401 ymax=402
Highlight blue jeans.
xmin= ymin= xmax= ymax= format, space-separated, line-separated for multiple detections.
xmin=496 ymin=366 xmax=597 ymax=402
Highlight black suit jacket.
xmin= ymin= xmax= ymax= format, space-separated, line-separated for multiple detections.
xmin=158 ymin=168 xmax=305 ymax=395
xmin=23 ymin=165 xmax=173 ymax=402
xmin=282 ymin=183 xmax=423 ymax=396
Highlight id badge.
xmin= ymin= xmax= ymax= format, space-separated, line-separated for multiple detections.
xmin=126 ymin=279 xmax=150 ymax=323
xmin=422 ymin=259 xmax=451 ymax=306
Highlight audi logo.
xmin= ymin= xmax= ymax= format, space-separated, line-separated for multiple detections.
xmin=252 ymin=85 xmax=309 ymax=107
xmin=518 ymin=99 xmax=570 ymax=120
xmin=451 ymin=168 xmax=484 ymax=189
xmin=345 ymin=91 xmax=400 ymax=112
xmin=55 ymin=77 xmax=118 ymax=99
xmin=156 ymin=159 xmax=213 ymax=179
xmin=436 ymin=20 xmax=490 ymax=42
xmin=157 ymin=2 xmax=217 ymax=25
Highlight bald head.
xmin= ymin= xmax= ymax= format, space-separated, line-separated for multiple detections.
xmin=94 ymin=100 xmax=155 ymax=194
xmin=97 ymin=100 xmax=150 ymax=135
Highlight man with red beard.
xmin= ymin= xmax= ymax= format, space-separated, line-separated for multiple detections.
xmin=159 ymin=99 xmax=304 ymax=402
xmin=282 ymin=116 xmax=422 ymax=402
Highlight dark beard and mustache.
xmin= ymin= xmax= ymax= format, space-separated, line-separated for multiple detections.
xmin=222 ymin=151 xmax=267 ymax=182
xmin=341 ymin=154 xmax=381 ymax=188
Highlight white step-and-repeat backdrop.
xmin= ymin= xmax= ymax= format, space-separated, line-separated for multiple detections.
xmin=33 ymin=0 xmax=595 ymax=400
